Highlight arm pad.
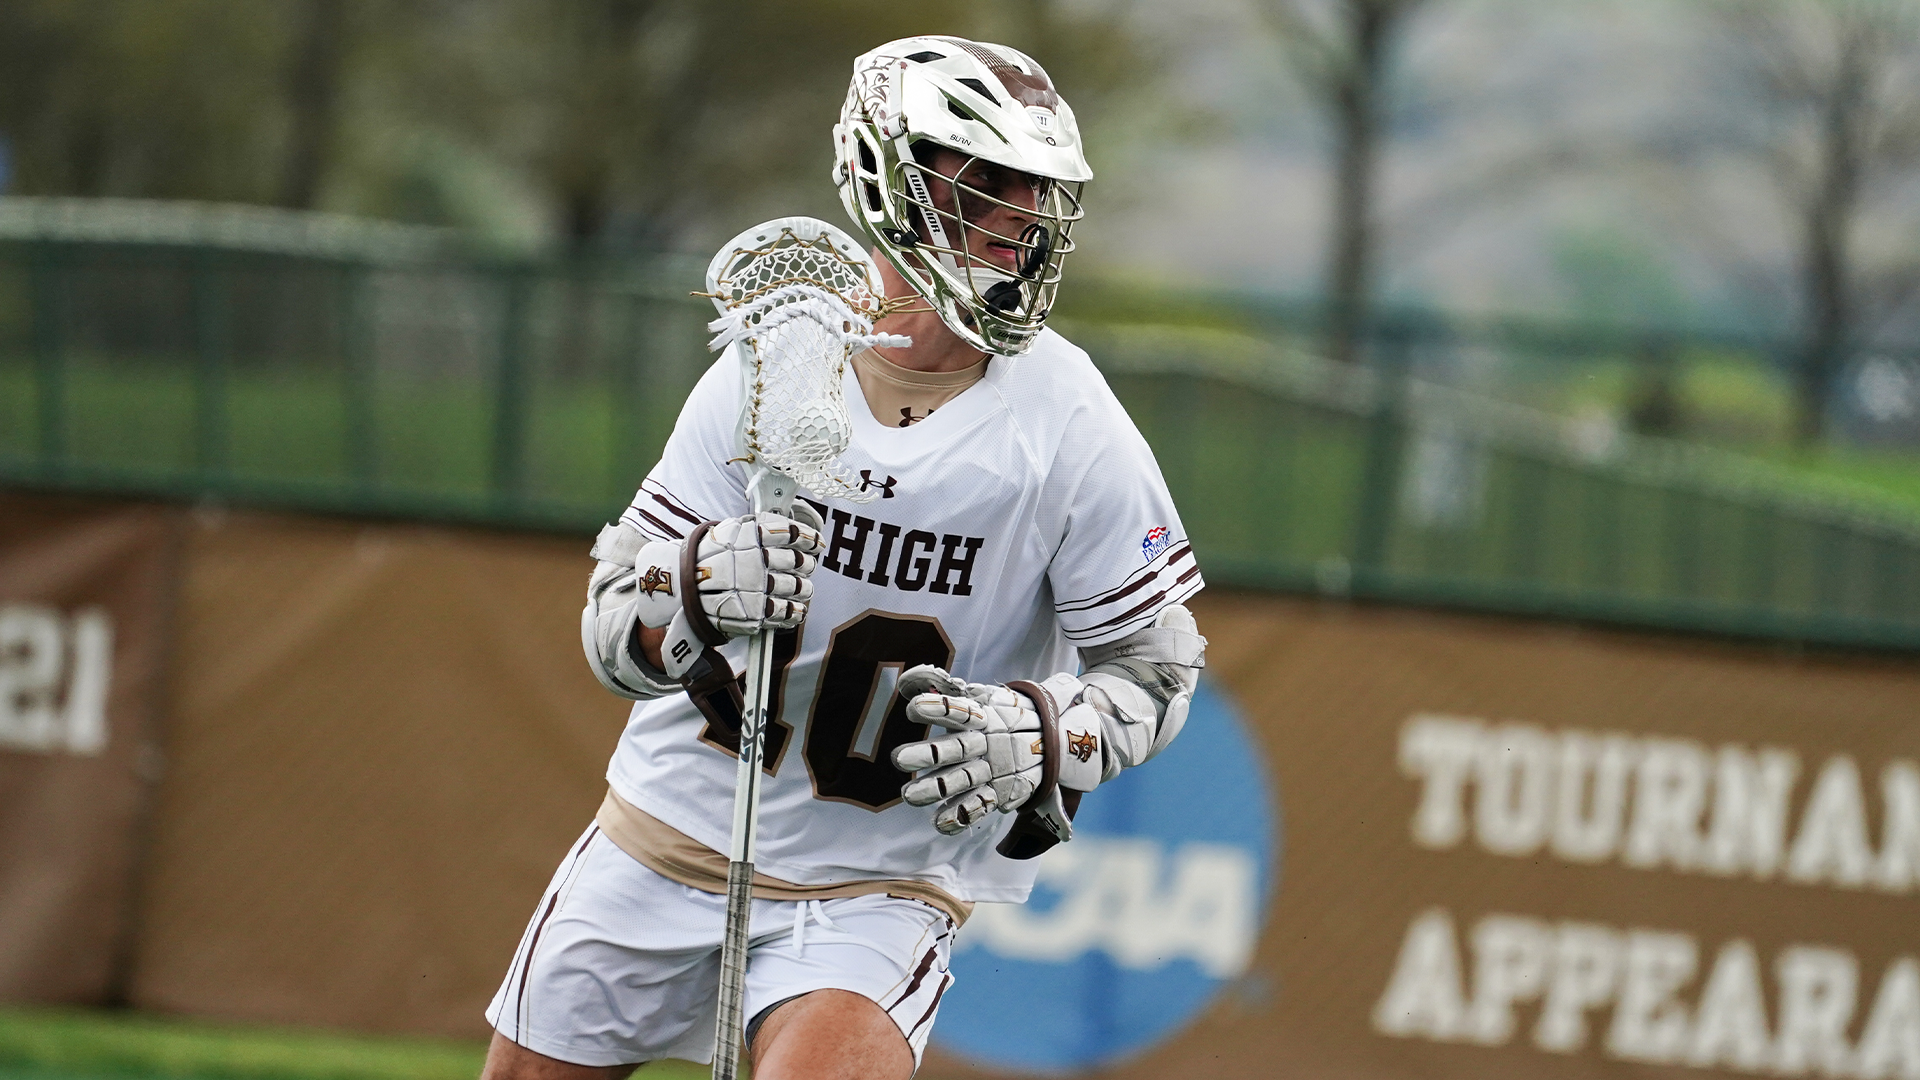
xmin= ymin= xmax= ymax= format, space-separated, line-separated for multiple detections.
xmin=581 ymin=522 xmax=682 ymax=700
xmin=582 ymin=553 xmax=681 ymax=700
xmin=1060 ymin=603 xmax=1207 ymax=788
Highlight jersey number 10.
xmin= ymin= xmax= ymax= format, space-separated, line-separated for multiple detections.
xmin=694 ymin=611 xmax=953 ymax=812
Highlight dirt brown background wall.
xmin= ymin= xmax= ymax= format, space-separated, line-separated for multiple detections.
xmin=124 ymin=507 xmax=629 ymax=1036
xmin=0 ymin=493 xmax=177 ymax=1004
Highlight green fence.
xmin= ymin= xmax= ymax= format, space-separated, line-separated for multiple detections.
xmin=3 ymin=198 xmax=1919 ymax=650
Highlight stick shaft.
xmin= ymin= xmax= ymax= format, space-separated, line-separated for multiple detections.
xmin=713 ymin=478 xmax=784 ymax=1079
xmin=713 ymin=851 xmax=755 ymax=1079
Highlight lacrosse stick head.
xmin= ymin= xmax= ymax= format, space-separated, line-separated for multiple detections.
xmin=704 ymin=217 xmax=904 ymax=509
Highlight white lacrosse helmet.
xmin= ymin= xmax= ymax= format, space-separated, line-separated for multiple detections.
xmin=833 ymin=36 xmax=1093 ymax=357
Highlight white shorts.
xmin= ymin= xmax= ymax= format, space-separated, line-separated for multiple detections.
xmin=485 ymin=825 xmax=956 ymax=1069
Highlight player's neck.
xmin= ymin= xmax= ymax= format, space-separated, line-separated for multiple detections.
xmin=871 ymin=251 xmax=990 ymax=374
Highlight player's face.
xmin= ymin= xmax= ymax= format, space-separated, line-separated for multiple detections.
xmin=918 ymin=147 xmax=1046 ymax=276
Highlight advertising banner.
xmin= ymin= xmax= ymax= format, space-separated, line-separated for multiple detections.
xmin=0 ymin=492 xmax=176 ymax=1004
xmin=31 ymin=496 xmax=1910 ymax=1077
xmin=926 ymin=593 xmax=1920 ymax=1080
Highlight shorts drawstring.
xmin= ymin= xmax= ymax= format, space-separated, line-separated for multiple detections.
xmin=790 ymin=899 xmax=843 ymax=956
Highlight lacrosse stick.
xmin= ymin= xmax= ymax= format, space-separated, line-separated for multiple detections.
xmin=700 ymin=217 xmax=904 ymax=1079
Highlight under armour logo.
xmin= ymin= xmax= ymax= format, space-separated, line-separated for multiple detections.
xmin=899 ymin=406 xmax=931 ymax=427
xmin=858 ymin=470 xmax=898 ymax=498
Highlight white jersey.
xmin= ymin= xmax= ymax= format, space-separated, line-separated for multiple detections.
xmin=606 ymin=328 xmax=1202 ymax=903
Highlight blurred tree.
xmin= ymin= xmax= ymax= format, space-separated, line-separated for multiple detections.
xmin=1553 ymin=228 xmax=1693 ymax=437
xmin=278 ymin=0 xmax=349 ymax=209
xmin=0 ymin=1 xmax=1164 ymax=255
xmin=1626 ymin=342 xmax=1684 ymax=438
xmin=0 ymin=1 xmax=294 ymax=201
xmin=446 ymin=0 xmax=1167 ymax=374
xmin=1252 ymin=0 xmax=1431 ymax=365
xmin=1710 ymin=0 xmax=1920 ymax=444
xmin=1551 ymin=227 xmax=1695 ymax=328
xmin=465 ymin=0 xmax=1159 ymax=254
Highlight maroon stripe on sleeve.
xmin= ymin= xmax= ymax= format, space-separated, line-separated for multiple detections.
xmin=1060 ymin=573 xmax=1204 ymax=641
xmin=1060 ymin=566 xmax=1157 ymax=611
xmin=626 ymin=508 xmax=684 ymax=540
xmin=645 ymin=482 xmax=705 ymax=526
xmin=1055 ymin=543 xmax=1193 ymax=612
xmin=1083 ymin=587 xmax=1173 ymax=633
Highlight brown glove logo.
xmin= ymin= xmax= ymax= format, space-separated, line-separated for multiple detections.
xmin=640 ymin=566 xmax=673 ymax=598
xmin=1066 ymin=730 xmax=1099 ymax=763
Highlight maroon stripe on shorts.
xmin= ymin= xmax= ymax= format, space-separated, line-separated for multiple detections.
xmin=514 ymin=827 xmax=598 ymax=1032
xmin=905 ymin=973 xmax=954 ymax=1041
xmin=886 ymin=945 xmax=941 ymax=1010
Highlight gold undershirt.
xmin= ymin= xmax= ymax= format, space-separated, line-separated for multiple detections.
xmin=594 ymin=789 xmax=972 ymax=926
xmin=851 ymin=348 xmax=988 ymax=429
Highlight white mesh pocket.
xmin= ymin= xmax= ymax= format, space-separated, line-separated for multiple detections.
xmin=703 ymin=219 xmax=906 ymax=503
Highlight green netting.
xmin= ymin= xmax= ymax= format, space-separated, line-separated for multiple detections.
xmin=3 ymin=205 xmax=1918 ymax=651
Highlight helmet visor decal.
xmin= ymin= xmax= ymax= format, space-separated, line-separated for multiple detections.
xmin=903 ymin=165 xmax=954 ymax=253
xmin=937 ymin=36 xmax=1062 ymax=111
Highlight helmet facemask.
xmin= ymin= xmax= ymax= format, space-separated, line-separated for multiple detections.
xmin=885 ymin=145 xmax=1085 ymax=355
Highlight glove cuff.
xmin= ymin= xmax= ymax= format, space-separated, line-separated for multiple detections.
xmin=631 ymin=540 xmax=684 ymax=630
xmin=997 ymin=784 xmax=1081 ymax=860
xmin=1004 ymin=678 xmax=1061 ymax=809
xmin=1028 ymin=673 xmax=1104 ymax=794
xmin=661 ymin=610 xmax=744 ymax=720
xmin=678 ymin=521 xmax=728 ymax=647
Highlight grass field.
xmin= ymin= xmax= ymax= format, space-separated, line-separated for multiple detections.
xmin=7 ymin=335 xmax=1920 ymax=640
xmin=1762 ymin=445 xmax=1920 ymax=513
xmin=9 ymin=340 xmax=1920 ymax=520
xmin=0 ymin=1009 xmax=707 ymax=1080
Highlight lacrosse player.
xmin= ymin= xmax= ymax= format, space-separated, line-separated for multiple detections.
xmin=482 ymin=35 xmax=1206 ymax=1080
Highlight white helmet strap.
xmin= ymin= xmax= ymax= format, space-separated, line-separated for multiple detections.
xmin=901 ymin=162 xmax=952 ymax=254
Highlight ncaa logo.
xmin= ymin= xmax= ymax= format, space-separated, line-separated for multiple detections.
xmin=935 ymin=685 xmax=1277 ymax=1071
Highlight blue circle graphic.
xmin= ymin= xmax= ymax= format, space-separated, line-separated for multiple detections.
xmin=934 ymin=684 xmax=1278 ymax=1072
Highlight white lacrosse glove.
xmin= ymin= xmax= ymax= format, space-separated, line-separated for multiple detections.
xmin=891 ymin=664 xmax=1167 ymax=857
xmin=583 ymin=505 xmax=823 ymax=702
xmin=623 ymin=506 xmax=818 ymax=627
xmin=595 ymin=505 xmax=818 ymax=682
xmin=892 ymin=670 xmax=1056 ymax=832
